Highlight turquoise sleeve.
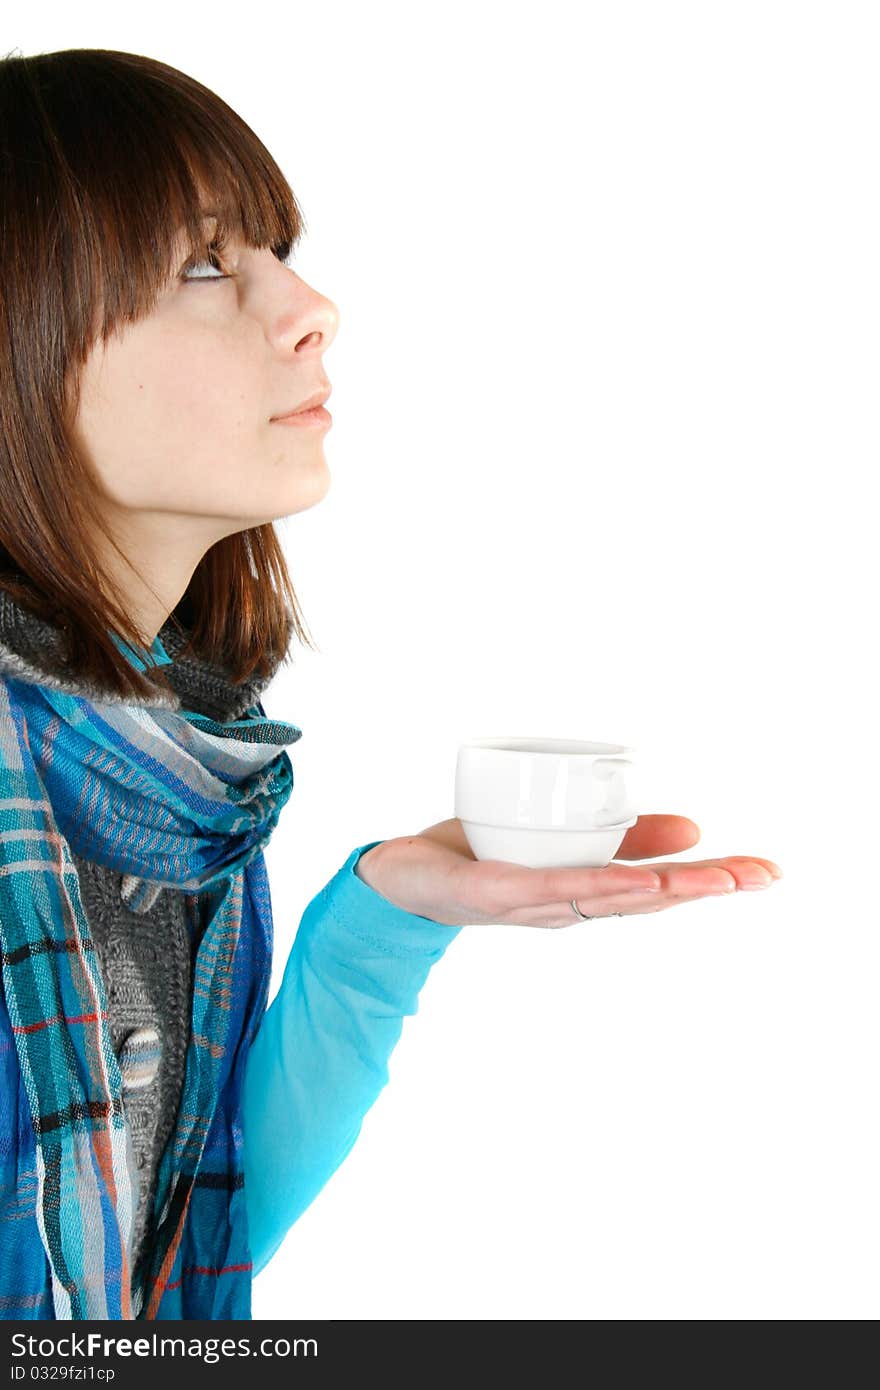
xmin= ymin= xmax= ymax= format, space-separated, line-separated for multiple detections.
xmin=241 ymin=841 xmax=463 ymax=1277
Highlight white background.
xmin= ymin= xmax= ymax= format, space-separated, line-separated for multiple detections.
xmin=17 ymin=1 xmax=877 ymax=1320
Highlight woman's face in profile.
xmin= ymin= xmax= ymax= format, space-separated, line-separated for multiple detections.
xmin=69 ymin=213 xmax=340 ymax=543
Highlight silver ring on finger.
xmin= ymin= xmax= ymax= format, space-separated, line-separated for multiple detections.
xmin=570 ymin=898 xmax=622 ymax=921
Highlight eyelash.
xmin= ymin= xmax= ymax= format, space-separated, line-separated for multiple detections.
xmin=181 ymin=242 xmax=296 ymax=283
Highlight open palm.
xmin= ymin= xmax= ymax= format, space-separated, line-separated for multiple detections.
xmin=354 ymin=814 xmax=783 ymax=929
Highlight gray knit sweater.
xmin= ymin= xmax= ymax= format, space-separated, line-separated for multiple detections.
xmin=0 ymin=590 xmax=288 ymax=1290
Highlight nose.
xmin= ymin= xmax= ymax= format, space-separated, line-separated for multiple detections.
xmin=275 ymin=279 xmax=339 ymax=357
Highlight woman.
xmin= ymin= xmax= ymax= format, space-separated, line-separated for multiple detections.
xmin=0 ymin=47 xmax=781 ymax=1321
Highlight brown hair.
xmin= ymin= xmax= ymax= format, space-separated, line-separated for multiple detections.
xmin=0 ymin=46 xmax=320 ymax=701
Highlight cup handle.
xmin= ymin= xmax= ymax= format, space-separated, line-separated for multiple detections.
xmin=591 ymin=759 xmax=631 ymax=826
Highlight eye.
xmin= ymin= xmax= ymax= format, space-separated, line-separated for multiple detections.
xmin=180 ymin=240 xmax=296 ymax=283
xmin=181 ymin=246 xmax=229 ymax=283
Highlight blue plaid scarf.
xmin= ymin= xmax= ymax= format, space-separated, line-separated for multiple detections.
xmin=0 ymin=637 xmax=301 ymax=1319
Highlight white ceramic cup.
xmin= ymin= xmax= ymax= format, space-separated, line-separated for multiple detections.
xmin=455 ymin=736 xmax=639 ymax=868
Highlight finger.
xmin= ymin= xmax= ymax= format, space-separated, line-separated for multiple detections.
xmin=533 ymin=865 xmax=779 ymax=928
xmin=614 ymin=815 xmax=702 ymax=860
xmin=481 ymin=853 xmax=784 ymax=927
xmin=635 ymin=856 xmax=783 ymax=889
xmin=484 ymin=859 xmax=664 ymax=909
xmin=505 ymin=876 xmax=740 ymax=929
xmin=522 ymin=856 xmax=782 ymax=914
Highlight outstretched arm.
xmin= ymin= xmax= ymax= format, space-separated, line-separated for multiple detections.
xmin=241 ymin=841 xmax=462 ymax=1277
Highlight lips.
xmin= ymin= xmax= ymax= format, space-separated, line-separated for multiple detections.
xmin=272 ymin=387 xmax=331 ymax=419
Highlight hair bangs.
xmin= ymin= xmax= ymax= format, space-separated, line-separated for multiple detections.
xmin=26 ymin=48 xmax=309 ymax=354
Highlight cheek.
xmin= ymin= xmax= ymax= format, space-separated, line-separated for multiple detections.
xmin=80 ymin=336 xmax=262 ymax=505
xmin=140 ymin=335 xmax=255 ymax=430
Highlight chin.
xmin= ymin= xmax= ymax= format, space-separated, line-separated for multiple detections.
xmin=251 ymin=471 xmax=332 ymax=526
